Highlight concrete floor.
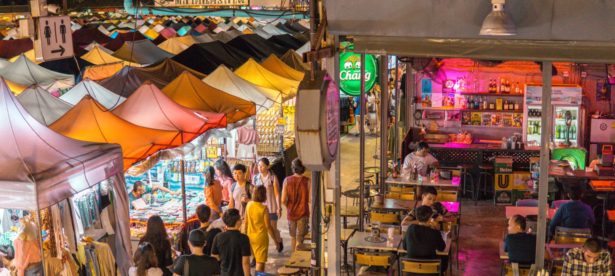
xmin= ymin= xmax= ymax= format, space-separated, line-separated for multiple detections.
xmin=262 ymin=135 xmax=505 ymax=275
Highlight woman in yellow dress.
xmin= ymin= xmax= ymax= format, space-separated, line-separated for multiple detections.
xmin=245 ymin=185 xmax=282 ymax=272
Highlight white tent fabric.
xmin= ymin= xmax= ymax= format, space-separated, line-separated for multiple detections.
xmin=203 ymin=65 xmax=278 ymax=111
xmin=0 ymin=78 xmax=132 ymax=275
xmin=262 ymin=24 xmax=288 ymax=36
xmin=0 ymin=55 xmax=74 ymax=93
xmin=17 ymin=86 xmax=72 ymax=126
xmin=84 ymin=42 xmax=113 ymax=54
xmin=254 ymin=28 xmax=273 ymax=39
xmin=0 ymin=58 xmax=10 ymax=71
xmin=296 ymin=42 xmax=310 ymax=56
xmin=61 ymin=79 xmax=126 ymax=109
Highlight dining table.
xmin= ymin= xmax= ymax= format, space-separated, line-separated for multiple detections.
xmin=347 ymin=231 xmax=403 ymax=252
xmin=371 ymin=198 xmax=416 ymax=213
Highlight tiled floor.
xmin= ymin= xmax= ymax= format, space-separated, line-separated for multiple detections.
xmin=263 ymin=135 xmax=505 ymax=275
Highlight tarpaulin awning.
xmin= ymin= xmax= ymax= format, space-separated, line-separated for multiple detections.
xmin=84 ymin=42 xmax=113 ymax=54
xmin=113 ymin=82 xmax=227 ymax=143
xmin=268 ymin=34 xmax=304 ymax=50
xmin=176 ymin=35 xmax=197 ymax=47
xmin=227 ymin=34 xmax=288 ymax=60
xmin=295 ymin=42 xmax=310 ymax=56
xmin=162 ymin=71 xmax=255 ymax=123
xmin=234 ymin=58 xmax=300 ymax=98
xmin=0 ymin=78 xmax=123 ymax=210
xmin=203 ymin=65 xmax=278 ymax=111
xmin=61 ymin=79 xmax=126 ymax=109
xmin=280 ymin=50 xmax=310 ymax=72
xmin=209 ymin=31 xmax=237 ymax=43
xmin=82 ymin=45 xmax=127 ymax=65
xmin=192 ymin=33 xmax=215 ymax=43
xmin=113 ymin=40 xmax=173 ymax=65
xmin=9 ymin=50 xmax=40 ymax=64
xmin=40 ymin=57 xmax=91 ymax=77
xmin=82 ymin=63 xmax=124 ymax=81
xmin=72 ymin=28 xmax=112 ymax=55
xmin=105 ymin=32 xmax=147 ymax=51
xmin=0 ymin=38 xmax=33 ymax=59
xmin=134 ymin=58 xmax=207 ymax=81
xmin=0 ymin=58 xmax=10 ymax=71
xmin=261 ymin=54 xmax=305 ymax=81
xmin=16 ymin=86 xmax=72 ymax=126
xmin=50 ymin=96 xmax=183 ymax=170
xmin=172 ymin=41 xmax=249 ymax=74
xmin=157 ymin=37 xmax=190 ymax=55
xmin=0 ymin=55 xmax=74 ymax=95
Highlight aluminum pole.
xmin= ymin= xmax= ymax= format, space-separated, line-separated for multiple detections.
xmin=393 ymin=59 xmax=401 ymax=165
xmin=534 ymin=61 xmax=553 ymax=269
xmin=379 ymin=55 xmax=389 ymax=193
xmin=359 ymin=52 xmax=366 ymax=231
xmin=310 ymin=171 xmax=322 ymax=276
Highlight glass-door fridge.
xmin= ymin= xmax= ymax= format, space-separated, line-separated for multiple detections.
xmin=523 ymin=85 xmax=583 ymax=147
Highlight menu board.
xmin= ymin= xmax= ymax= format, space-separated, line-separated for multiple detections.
xmin=525 ymin=85 xmax=582 ymax=105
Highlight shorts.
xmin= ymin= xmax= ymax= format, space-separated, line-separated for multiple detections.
xmin=289 ymin=216 xmax=309 ymax=239
xmin=269 ymin=213 xmax=278 ymax=221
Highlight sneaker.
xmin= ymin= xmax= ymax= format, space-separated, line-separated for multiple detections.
xmin=276 ymin=241 xmax=283 ymax=253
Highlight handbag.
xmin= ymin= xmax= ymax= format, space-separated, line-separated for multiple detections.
xmin=183 ymin=256 xmax=190 ymax=276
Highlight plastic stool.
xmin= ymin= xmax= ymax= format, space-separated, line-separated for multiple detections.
xmin=277 ymin=267 xmax=301 ymax=275
xmin=477 ymin=164 xmax=494 ymax=201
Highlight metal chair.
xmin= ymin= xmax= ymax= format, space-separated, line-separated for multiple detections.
xmin=554 ymin=227 xmax=591 ymax=244
xmin=398 ymin=257 xmax=442 ymax=276
xmin=477 ymin=164 xmax=494 ymax=201
xmin=516 ymin=199 xmax=539 ymax=207
xmin=438 ymin=191 xmax=458 ymax=202
xmin=353 ymin=251 xmax=394 ymax=276
xmin=457 ymin=164 xmax=475 ymax=198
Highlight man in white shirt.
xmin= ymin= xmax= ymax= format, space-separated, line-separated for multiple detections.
xmin=402 ymin=142 xmax=439 ymax=177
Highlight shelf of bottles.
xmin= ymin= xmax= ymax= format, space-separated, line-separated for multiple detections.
xmin=553 ymin=107 xmax=579 ymax=143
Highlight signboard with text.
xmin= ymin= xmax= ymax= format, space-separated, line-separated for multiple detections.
xmin=37 ymin=16 xmax=74 ymax=61
xmin=157 ymin=0 xmax=248 ymax=7
xmin=339 ymin=52 xmax=377 ymax=96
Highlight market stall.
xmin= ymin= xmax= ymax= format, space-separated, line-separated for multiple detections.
xmin=0 ymin=78 xmax=131 ymax=275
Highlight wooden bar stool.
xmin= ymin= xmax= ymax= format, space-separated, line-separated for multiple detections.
xmin=477 ymin=163 xmax=494 ymax=201
xmin=457 ymin=164 xmax=475 ymax=199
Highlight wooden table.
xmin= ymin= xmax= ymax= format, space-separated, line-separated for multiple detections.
xmin=589 ymin=180 xmax=615 ymax=192
xmin=371 ymin=198 xmax=416 ymax=213
xmin=341 ymin=205 xmax=360 ymax=228
xmin=608 ymin=210 xmax=615 ymax=222
xmin=505 ymin=206 xmax=557 ymax=219
xmin=285 ymin=250 xmax=313 ymax=269
xmin=386 ymin=176 xmax=460 ymax=197
xmin=549 ymin=166 xmax=615 ymax=180
xmin=398 ymin=233 xmax=452 ymax=256
xmin=347 ymin=231 xmax=403 ymax=252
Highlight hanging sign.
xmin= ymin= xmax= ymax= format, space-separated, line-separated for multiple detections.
xmin=339 ymin=52 xmax=377 ymax=96
xmin=36 ymin=16 xmax=74 ymax=61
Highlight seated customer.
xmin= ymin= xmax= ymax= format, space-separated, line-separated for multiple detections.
xmin=402 ymin=187 xmax=447 ymax=227
xmin=173 ymin=230 xmax=220 ymax=276
xmin=504 ymin=215 xmax=536 ymax=265
xmin=548 ymin=186 xmax=595 ymax=239
xmin=403 ymin=206 xmax=447 ymax=273
xmin=562 ymin=238 xmax=611 ymax=275
xmin=401 ymin=142 xmax=439 ymax=177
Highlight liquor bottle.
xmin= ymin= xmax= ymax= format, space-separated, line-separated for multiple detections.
xmin=500 ymin=78 xmax=506 ymax=93
xmin=509 ymin=101 xmax=514 ymax=110
xmin=514 ymin=101 xmax=520 ymax=111
xmin=468 ymin=96 xmax=474 ymax=110
xmin=571 ymin=125 xmax=576 ymax=140
xmin=555 ymin=125 xmax=561 ymax=139
xmin=503 ymin=100 xmax=508 ymax=110
xmin=506 ymin=80 xmax=511 ymax=93
xmin=475 ymin=97 xmax=480 ymax=110
xmin=515 ymin=82 xmax=521 ymax=94
xmin=483 ymin=97 xmax=488 ymax=110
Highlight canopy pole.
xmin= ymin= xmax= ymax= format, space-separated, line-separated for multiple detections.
xmin=534 ymin=61 xmax=553 ymax=269
xmin=393 ymin=59 xmax=400 ymax=167
xmin=180 ymin=132 xmax=187 ymax=226
xmin=379 ymin=55 xmax=389 ymax=193
xmin=359 ymin=52 xmax=366 ymax=231
xmin=310 ymin=171 xmax=322 ymax=276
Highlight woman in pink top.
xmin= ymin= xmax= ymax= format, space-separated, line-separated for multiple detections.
xmin=214 ymin=159 xmax=234 ymax=205
xmin=13 ymin=219 xmax=42 ymax=276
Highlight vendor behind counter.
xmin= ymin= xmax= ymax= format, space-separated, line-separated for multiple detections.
xmin=401 ymin=142 xmax=439 ymax=177
xmin=129 ymin=181 xmax=179 ymax=210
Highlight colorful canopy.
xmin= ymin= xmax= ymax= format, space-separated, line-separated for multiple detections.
xmin=203 ymin=65 xmax=278 ymax=111
xmin=172 ymin=41 xmax=249 ymax=73
xmin=113 ymin=40 xmax=173 ymax=65
xmin=0 ymin=55 xmax=74 ymax=94
xmin=61 ymin=79 xmax=126 ymax=109
xmin=50 ymin=96 xmax=183 ymax=170
xmin=192 ymin=33 xmax=215 ymax=43
xmin=162 ymin=71 xmax=256 ymax=123
xmin=113 ymin=82 xmax=227 ymax=143
xmin=280 ymin=50 xmax=310 ymax=72
xmin=157 ymin=37 xmax=190 ymax=55
xmin=234 ymin=58 xmax=300 ymax=98
xmin=83 ymin=63 xmax=125 ymax=81
xmin=0 ymin=78 xmax=123 ymax=210
xmin=81 ymin=45 xmax=126 ymax=65
xmin=9 ymin=50 xmax=40 ymax=64
xmin=0 ymin=38 xmax=33 ymax=59
xmin=227 ymin=34 xmax=287 ymax=60
xmin=16 ymin=86 xmax=72 ymax=126
xmin=261 ymin=54 xmax=305 ymax=81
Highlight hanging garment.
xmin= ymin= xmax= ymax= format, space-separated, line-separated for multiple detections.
xmin=93 ymin=241 xmax=117 ymax=276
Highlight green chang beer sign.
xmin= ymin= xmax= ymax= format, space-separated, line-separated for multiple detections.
xmin=339 ymin=52 xmax=377 ymax=96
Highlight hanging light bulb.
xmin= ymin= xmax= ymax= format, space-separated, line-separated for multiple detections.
xmin=479 ymin=0 xmax=517 ymax=36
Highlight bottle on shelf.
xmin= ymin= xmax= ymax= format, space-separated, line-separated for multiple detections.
xmin=489 ymin=102 xmax=495 ymax=110
xmin=503 ymin=100 xmax=508 ymax=110
xmin=571 ymin=125 xmax=576 ymax=139
xmin=483 ymin=96 xmax=488 ymax=110
xmin=500 ymin=78 xmax=506 ymax=93
xmin=555 ymin=125 xmax=561 ymax=139
xmin=509 ymin=100 xmax=514 ymax=110
xmin=515 ymin=82 xmax=521 ymax=94
xmin=514 ymin=101 xmax=520 ymax=111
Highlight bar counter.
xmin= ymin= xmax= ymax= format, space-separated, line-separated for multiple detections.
xmin=428 ymin=143 xmax=540 ymax=169
xmin=549 ymin=165 xmax=615 ymax=181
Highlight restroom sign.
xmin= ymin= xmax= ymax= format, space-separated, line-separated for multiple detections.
xmin=37 ymin=16 xmax=74 ymax=61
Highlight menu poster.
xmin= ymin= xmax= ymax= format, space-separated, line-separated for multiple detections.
xmin=525 ymin=85 xmax=582 ymax=105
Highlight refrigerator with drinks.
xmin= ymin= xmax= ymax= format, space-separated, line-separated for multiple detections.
xmin=523 ymin=85 xmax=584 ymax=147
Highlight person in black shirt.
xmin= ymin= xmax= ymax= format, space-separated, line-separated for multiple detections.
xmin=211 ymin=209 xmax=251 ymax=276
xmin=404 ymin=205 xmax=447 ymax=274
xmin=177 ymin=205 xmax=221 ymax=256
xmin=173 ymin=229 xmax=220 ymax=276
xmin=504 ymin=215 xmax=536 ymax=265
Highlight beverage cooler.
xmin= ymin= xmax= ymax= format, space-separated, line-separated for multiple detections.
xmin=523 ymin=85 xmax=584 ymax=147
